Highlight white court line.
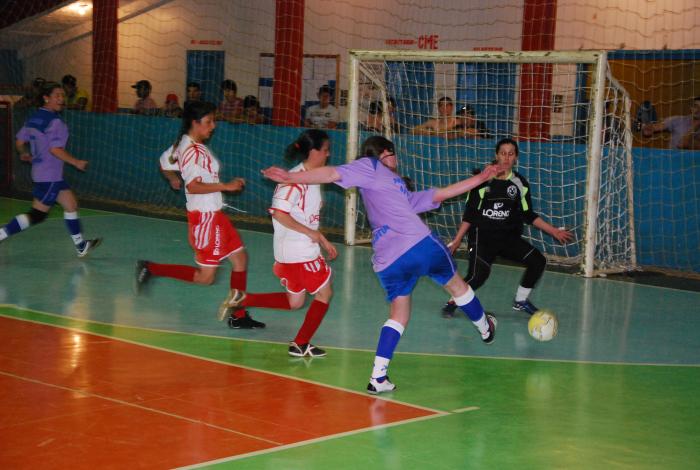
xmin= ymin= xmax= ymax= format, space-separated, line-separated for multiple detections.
xmin=0 ymin=307 xmax=445 ymax=414
xmin=1 ymin=304 xmax=698 ymax=368
xmin=0 ymin=370 xmax=282 ymax=445
xmin=451 ymin=406 xmax=480 ymax=414
xmin=177 ymin=412 xmax=445 ymax=469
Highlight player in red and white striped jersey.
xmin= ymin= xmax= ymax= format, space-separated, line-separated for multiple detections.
xmin=135 ymin=101 xmax=264 ymax=329
xmin=223 ymin=130 xmax=337 ymax=356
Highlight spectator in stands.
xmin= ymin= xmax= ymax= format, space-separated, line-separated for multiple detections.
xmin=62 ymin=74 xmax=90 ymax=111
xmin=218 ymin=79 xmax=243 ymax=122
xmin=242 ymin=95 xmax=266 ymax=124
xmin=362 ymin=99 xmax=400 ymax=134
xmin=162 ymin=93 xmax=182 ymax=118
xmin=186 ymin=82 xmax=202 ymax=103
xmin=642 ymin=96 xmax=700 ymax=149
xmin=447 ymin=104 xmax=491 ymax=139
xmin=131 ymin=80 xmax=159 ymax=116
xmin=15 ymin=77 xmax=46 ymax=108
xmin=411 ymin=96 xmax=458 ymax=135
xmin=304 ymin=85 xmax=339 ymax=129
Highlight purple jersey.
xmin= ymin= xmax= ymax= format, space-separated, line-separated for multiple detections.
xmin=16 ymin=108 xmax=69 ymax=183
xmin=335 ymin=158 xmax=440 ymax=271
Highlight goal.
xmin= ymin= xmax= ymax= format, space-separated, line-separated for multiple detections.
xmin=345 ymin=50 xmax=636 ymax=278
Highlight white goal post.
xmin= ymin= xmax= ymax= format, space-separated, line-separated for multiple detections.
xmin=345 ymin=50 xmax=636 ymax=278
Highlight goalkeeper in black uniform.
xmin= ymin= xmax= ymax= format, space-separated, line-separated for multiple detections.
xmin=441 ymin=138 xmax=573 ymax=317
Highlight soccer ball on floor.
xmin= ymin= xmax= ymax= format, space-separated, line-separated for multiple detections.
xmin=528 ymin=310 xmax=558 ymax=342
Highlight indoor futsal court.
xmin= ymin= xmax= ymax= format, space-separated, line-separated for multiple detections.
xmin=0 ymin=197 xmax=698 ymax=469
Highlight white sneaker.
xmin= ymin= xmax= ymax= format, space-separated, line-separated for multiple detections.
xmin=367 ymin=376 xmax=396 ymax=394
xmin=217 ymin=289 xmax=246 ymax=321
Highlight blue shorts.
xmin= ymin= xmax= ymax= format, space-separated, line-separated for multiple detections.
xmin=32 ymin=181 xmax=70 ymax=206
xmin=376 ymin=234 xmax=457 ymax=302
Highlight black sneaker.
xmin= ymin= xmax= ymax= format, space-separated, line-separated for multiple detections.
xmin=76 ymin=238 xmax=102 ymax=258
xmin=513 ymin=299 xmax=538 ymax=316
xmin=481 ymin=314 xmax=497 ymax=345
xmin=288 ymin=341 xmax=326 ymax=357
xmin=134 ymin=259 xmax=151 ymax=294
xmin=442 ymin=300 xmax=458 ymax=318
xmin=227 ymin=312 xmax=266 ymax=329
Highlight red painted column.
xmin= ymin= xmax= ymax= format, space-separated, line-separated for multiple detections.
xmin=273 ymin=0 xmax=304 ymax=126
xmin=92 ymin=0 xmax=118 ymax=113
xmin=519 ymin=0 xmax=557 ymax=140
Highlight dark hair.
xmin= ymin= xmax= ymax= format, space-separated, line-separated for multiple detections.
xmin=61 ymin=74 xmax=76 ymax=87
xmin=221 ymin=79 xmax=237 ymax=92
xmin=495 ymin=137 xmax=519 ymax=156
xmin=360 ymin=135 xmax=395 ymax=158
xmin=437 ymin=96 xmax=453 ymax=104
xmin=457 ymin=104 xmax=474 ymax=116
xmin=187 ymin=82 xmax=201 ymax=90
xmin=285 ymin=129 xmax=329 ymax=162
xmin=243 ymin=95 xmax=259 ymax=109
xmin=169 ymin=101 xmax=216 ymax=163
xmin=368 ymin=100 xmax=383 ymax=115
xmin=694 ymin=96 xmax=700 ymax=102
xmin=39 ymin=82 xmax=63 ymax=99
xmin=318 ymin=85 xmax=331 ymax=96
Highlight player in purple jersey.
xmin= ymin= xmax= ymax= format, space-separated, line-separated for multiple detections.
xmin=0 ymin=82 xmax=100 ymax=257
xmin=263 ymin=135 xmax=505 ymax=394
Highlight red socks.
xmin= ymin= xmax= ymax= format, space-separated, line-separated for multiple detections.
xmin=243 ymin=293 xmax=291 ymax=310
xmin=146 ymin=262 xmax=196 ymax=283
xmin=294 ymin=300 xmax=329 ymax=345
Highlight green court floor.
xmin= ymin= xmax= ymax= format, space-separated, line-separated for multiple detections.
xmin=1 ymin=197 xmax=699 ymax=469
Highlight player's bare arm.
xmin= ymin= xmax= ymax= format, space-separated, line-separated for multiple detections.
xmin=186 ymin=177 xmax=244 ymax=194
xmin=433 ymin=163 xmax=505 ymax=203
xmin=447 ymin=221 xmax=471 ymax=254
xmin=533 ymin=217 xmax=573 ymax=244
xmin=16 ymin=139 xmax=32 ymax=162
xmin=262 ymin=166 xmax=340 ymax=184
xmin=272 ymin=210 xmax=338 ymax=260
xmin=50 ymin=147 xmax=88 ymax=171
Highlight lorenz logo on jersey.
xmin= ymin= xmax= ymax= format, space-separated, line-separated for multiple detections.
xmin=507 ymin=185 xmax=518 ymax=198
xmin=213 ymin=225 xmax=221 ymax=256
xmin=482 ymin=207 xmax=511 ymax=219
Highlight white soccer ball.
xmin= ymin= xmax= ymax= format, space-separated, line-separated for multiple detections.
xmin=528 ymin=309 xmax=558 ymax=342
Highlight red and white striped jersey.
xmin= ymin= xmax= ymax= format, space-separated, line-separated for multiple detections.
xmin=269 ymin=163 xmax=322 ymax=263
xmin=176 ymin=135 xmax=223 ymax=212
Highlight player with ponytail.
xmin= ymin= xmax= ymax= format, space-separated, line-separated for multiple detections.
xmin=135 ymin=100 xmax=265 ymax=329
xmin=221 ymin=129 xmax=337 ymax=355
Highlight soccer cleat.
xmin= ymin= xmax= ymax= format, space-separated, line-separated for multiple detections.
xmin=217 ymin=289 xmax=246 ymax=321
xmin=441 ymin=300 xmax=458 ymax=318
xmin=513 ymin=299 xmax=539 ymax=316
xmin=288 ymin=341 xmax=326 ymax=357
xmin=134 ymin=260 xmax=152 ymax=294
xmin=227 ymin=312 xmax=265 ymax=329
xmin=367 ymin=376 xmax=396 ymax=394
xmin=76 ymin=238 xmax=102 ymax=258
xmin=481 ymin=314 xmax=497 ymax=344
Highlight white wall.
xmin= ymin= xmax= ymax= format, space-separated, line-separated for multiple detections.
xmin=16 ymin=0 xmax=699 ymax=108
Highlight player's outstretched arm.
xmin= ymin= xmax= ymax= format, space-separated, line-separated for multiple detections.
xmin=533 ymin=217 xmax=574 ymax=244
xmin=432 ymin=163 xmax=504 ymax=203
xmin=262 ymin=165 xmax=341 ymax=184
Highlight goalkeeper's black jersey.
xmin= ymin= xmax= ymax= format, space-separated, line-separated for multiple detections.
xmin=461 ymin=170 xmax=539 ymax=237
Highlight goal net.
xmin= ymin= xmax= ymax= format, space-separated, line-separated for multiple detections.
xmin=346 ymin=50 xmax=636 ymax=277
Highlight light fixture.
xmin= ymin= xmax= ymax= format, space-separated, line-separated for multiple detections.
xmin=68 ymin=1 xmax=92 ymax=16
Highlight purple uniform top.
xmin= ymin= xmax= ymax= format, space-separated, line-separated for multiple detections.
xmin=16 ymin=108 xmax=69 ymax=183
xmin=335 ymin=158 xmax=440 ymax=271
